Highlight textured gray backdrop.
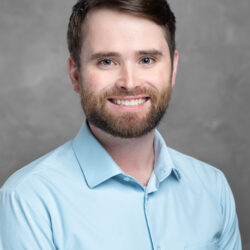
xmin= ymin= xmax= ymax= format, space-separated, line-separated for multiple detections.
xmin=0 ymin=0 xmax=249 ymax=248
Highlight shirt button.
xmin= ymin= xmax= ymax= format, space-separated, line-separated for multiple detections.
xmin=123 ymin=176 xmax=130 ymax=182
xmin=157 ymin=246 xmax=161 ymax=250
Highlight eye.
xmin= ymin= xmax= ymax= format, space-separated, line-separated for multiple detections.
xmin=98 ymin=59 xmax=114 ymax=66
xmin=140 ymin=57 xmax=155 ymax=65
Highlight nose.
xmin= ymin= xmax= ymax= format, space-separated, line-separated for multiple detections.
xmin=115 ymin=63 xmax=140 ymax=91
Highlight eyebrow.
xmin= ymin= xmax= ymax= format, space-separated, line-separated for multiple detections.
xmin=89 ymin=52 xmax=120 ymax=61
xmin=137 ymin=50 xmax=163 ymax=57
xmin=89 ymin=50 xmax=163 ymax=61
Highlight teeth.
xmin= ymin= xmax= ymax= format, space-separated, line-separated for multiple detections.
xmin=113 ymin=98 xmax=146 ymax=106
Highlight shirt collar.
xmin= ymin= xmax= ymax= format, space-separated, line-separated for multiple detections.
xmin=72 ymin=122 xmax=123 ymax=188
xmin=153 ymin=130 xmax=181 ymax=182
xmin=72 ymin=122 xmax=181 ymax=188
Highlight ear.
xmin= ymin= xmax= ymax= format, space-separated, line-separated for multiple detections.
xmin=171 ymin=50 xmax=179 ymax=88
xmin=67 ymin=57 xmax=81 ymax=93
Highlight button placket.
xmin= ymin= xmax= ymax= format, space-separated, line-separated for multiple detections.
xmin=145 ymin=193 xmax=151 ymax=211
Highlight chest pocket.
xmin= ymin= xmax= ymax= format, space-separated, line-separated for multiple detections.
xmin=184 ymin=241 xmax=218 ymax=250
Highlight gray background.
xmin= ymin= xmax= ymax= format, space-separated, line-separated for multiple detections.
xmin=0 ymin=0 xmax=249 ymax=248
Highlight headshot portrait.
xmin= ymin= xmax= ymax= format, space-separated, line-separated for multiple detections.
xmin=0 ymin=0 xmax=249 ymax=249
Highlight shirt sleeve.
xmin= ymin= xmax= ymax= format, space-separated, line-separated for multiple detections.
xmin=0 ymin=188 xmax=56 ymax=250
xmin=217 ymin=171 xmax=242 ymax=250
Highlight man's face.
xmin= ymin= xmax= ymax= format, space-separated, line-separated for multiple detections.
xmin=69 ymin=9 xmax=178 ymax=138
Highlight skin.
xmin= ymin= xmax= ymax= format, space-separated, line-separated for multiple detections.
xmin=68 ymin=8 xmax=179 ymax=186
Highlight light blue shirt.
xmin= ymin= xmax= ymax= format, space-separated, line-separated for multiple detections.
xmin=0 ymin=122 xmax=241 ymax=250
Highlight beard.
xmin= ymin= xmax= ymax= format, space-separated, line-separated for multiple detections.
xmin=79 ymin=83 xmax=172 ymax=138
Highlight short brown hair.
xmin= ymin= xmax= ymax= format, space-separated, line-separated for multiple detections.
xmin=67 ymin=0 xmax=176 ymax=69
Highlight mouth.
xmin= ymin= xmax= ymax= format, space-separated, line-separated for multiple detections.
xmin=108 ymin=96 xmax=150 ymax=107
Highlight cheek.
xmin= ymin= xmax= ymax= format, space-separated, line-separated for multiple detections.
xmin=82 ymin=69 xmax=116 ymax=90
xmin=84 ymin=73 xmax=101 ymax=89
xmin=145 ymin=68 xmax=171 ymax=87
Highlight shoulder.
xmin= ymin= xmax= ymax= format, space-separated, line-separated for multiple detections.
xmin=1 ymin=140 xmax=78 ymax=195
xmin=167 ymin=147 xmax=228 ymax=200
xmin=168 ymin=147 xmax=221 ymax=176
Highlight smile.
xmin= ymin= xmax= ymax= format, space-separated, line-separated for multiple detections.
xmin=109 ymin=97 xmax=149 ymax=106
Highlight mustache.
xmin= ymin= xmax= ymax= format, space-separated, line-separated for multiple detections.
xmin=100 ymin=87 xmax=159 ymax=98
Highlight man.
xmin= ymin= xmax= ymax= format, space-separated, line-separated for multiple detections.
xmin=0 ymin=0 xmax=241 ymax=249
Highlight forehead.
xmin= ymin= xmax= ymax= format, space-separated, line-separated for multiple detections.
xmin=81 ymin=8 xmax=169 ymax=55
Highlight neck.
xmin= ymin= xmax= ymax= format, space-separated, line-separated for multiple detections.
xmin=88 ymin=123 xmax=155 ymax=186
